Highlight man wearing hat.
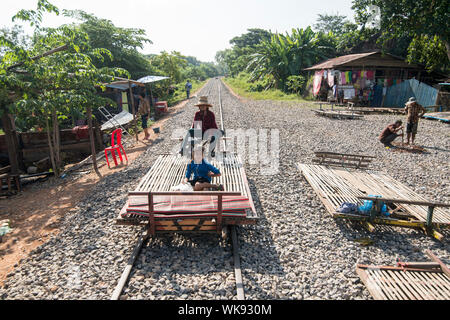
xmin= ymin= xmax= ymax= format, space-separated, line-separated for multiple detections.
xmin=179 ymin=96 xmax=221 ymax=157
xmin=404 ymin=97 xmax=426 ymax=145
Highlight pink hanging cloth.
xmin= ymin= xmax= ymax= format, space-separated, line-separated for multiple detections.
xmin=313 ymin=70 xmax=324 ymax=96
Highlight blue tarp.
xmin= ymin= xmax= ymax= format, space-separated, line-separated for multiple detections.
xmin=383 ymin=79 xmax=439 ymax=108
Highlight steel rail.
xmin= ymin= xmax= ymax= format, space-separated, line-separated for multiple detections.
xmin=110 ymin=79 xmax=246 ymax=300
xmin=217 ymin=78 xmax=246 ymax=300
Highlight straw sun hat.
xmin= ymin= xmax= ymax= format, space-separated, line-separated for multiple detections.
xmin=195 ymin=96 xmax=213 ymax=107
xmin=406 ymin=97 xmax=417 ymax=104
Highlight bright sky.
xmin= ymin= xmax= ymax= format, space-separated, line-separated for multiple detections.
xmin=1 ymin=0 xmax=355 ymax=62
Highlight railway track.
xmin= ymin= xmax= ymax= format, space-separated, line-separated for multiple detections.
xmin=111 ymin=78 xmax=246 ymax=300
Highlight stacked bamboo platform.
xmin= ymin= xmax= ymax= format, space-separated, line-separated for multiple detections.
xmin=356 ymin=251 xmax=450 ymax=300
xmin=117 ymin=153 xmax=258 ymax=235
xmin=297 ymin=155 xmax=450 ymax=238
xmin=313 ymin=109 xmax=363 ymax=120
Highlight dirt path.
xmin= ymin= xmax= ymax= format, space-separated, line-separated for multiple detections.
xmin=0 ymin=85 xmax=205 ymax=284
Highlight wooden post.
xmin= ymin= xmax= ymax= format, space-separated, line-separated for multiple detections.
xmin=217 ymin=194 xmax=223 ymax=233
xmin=426 ymin=206 xmax=435 ymax=230
xmin=1 ymin=111 xmax=23 ymax=174
xmin=128 ymin=81 xmax=138 ymax=142
xmin=87 ymin=106 xmax=101 ymax=177
xmin=148 ymin=192 xmax=155 ymax=236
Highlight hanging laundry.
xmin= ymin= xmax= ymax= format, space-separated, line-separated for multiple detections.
xmin=341 ymin=72 xmax=347 ymax=85
xmin=352 ymin=72 xmax=357 ymax=83
xmin=313 ymin=70 xmax=324 ymax=96
xmin=366 ymin=70 xmax=375 ymax=80
xmin=327 ymin=70 xmax=335 ymax=87
xmin=346 ymin=71 xmax=352 ymax=83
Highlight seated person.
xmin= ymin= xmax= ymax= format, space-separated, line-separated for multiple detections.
xmin=379 ymin=120 xmax=403 ymax=147
xmin=183 ymin=146 xmax=224 ymax=191
xmin=180 ymin=96 xmax=223 ymax=157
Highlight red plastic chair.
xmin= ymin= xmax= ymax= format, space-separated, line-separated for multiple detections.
xmin=104 ymin=129 xmax=128 ymax=168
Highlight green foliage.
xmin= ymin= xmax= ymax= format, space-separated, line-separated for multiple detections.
xmin=314 ymin=13 xmax=350 ymax=35
xmin=286 ymin=75 xmax=307 ymax=94
xmin=224 ymin=73 xmax=307 ymax=101
xmin=352 ymin=0 xmax=450 ymax=71
xmin=1 ymin=0 xmax=129 ymax=175
xmin=215 ymin=29 xmax=272 ymax=77
xmin=247 ymin=27 xmax=336 ymax=90
xmin=407 ymin=35 xmax=450 ymax=73
xmin=63 ymin=10 xmax=153 ymax=79
xmin=230 ymin=28 xmax=272 ymax=49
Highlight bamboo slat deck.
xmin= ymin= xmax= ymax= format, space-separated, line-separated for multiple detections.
xmin=356 ymin=252 xmax=450 ymax=300
xmin=314 ymin=109 xmax=364 ymax=119
xmin=297 ymin=163 xmax=450 ymax=229
xmin=116 ymin=154 xmax=258 ymax=233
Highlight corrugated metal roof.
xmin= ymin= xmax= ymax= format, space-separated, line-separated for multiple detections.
xmin=304 ymin=52 xmax=380 ymax=70
xmin=304 ymin=50 xmax=422 ymax=71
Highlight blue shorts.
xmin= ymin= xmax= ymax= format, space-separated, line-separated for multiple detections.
xmin=141 ymin=114 xmax=148 ymax=129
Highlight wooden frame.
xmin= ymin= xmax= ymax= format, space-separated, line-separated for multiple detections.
xmin=356 ymin=251 xmax=450 ymax=300
xmin=116 ymin=154 xmax=258 ymax=236
xmin=129 ymin=191 xmax=242 ymax=236
xmin=297 ymin=157 xmax=450 ymax=240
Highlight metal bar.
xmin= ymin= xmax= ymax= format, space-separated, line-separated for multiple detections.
xmin=217 ymin=194 xmax=223 ymax=233
xmin=148 ymin=193 xmax=155 ymax=236
xmin=231 ymin=226 xmax=245 ymax=300
xmin=129 ymin=191 xmax=241 ymax=196
xmin=425 ymin=250 xmax=450 ymax=278
xmin=357 ymin=196 xmax=450 ymax=208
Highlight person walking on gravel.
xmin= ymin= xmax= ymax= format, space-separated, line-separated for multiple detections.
xmin=404 ymin=97 xmax=426 ymax=145
xmin=185 ymin=80 xmax=192 ymax=99
xmin=138 ymin=92 xmax=151 ymax=140
xmin=379 ymin=120 xmax=403 ymax=148
xmin=183 ymin=146 xmax=224 ymax=191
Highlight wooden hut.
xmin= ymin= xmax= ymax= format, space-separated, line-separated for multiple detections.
xmin=305 ymin=50 xmax=447 ymax=107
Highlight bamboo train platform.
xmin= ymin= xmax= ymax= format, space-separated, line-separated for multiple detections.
xmin=313 ymin=109 xmax=363 ymax=120
xmin=297 ymin=153 xmax=450 ymax=239
xmin=356 ymin=250 xmax=450 ymax=300
xmin=116 ymin=153 xmax=258 ymax=235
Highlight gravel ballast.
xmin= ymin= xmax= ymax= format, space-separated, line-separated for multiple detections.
xmin=0 ymin=79 xmax=448 ymax=300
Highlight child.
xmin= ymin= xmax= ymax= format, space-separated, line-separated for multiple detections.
xmin=184 ymin=146 xmax=224 ymax=191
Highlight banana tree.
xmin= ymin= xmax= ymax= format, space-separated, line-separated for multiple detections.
xmin=247 ymin=27 xmax=335 ymax=91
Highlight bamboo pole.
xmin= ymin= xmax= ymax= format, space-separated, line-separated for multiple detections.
xmin=45 ymin=113 xmax=58 ymax=177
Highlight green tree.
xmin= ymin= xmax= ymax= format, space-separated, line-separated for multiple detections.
xmin=149 ymin=51 xmax=187 ymax=83
xmin=1 ymin=0 xmax=126 ymax=176
xmin=63 ymin=10 xmax=153 ymax=79
xmin=352 ymin=0 xmax=450 ymax=71
xmin=247 ymin=27 xmax=335 ymax=90
xmin=314 ymin=13 xmax=350 ymax=35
